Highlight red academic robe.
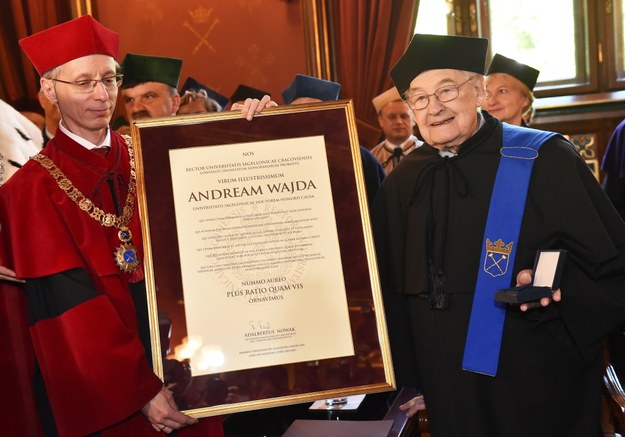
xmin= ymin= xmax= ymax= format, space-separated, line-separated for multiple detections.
xmin=0 ymin=129 xmax=222 ymax=437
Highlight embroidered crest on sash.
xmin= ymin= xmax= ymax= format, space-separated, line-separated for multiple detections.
xmin=483 ymin=238 xmax=514 ymax=278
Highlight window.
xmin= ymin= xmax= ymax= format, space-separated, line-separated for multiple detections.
xmin=487 ymin=0 xmax=582 ymax=86
xmin=415 ymin=0 xmax=450 ymax=35
xmin=415 ymin=0 xmax=625 ymax=97
xmin=609 ymin=0 xmax=625 ymax=84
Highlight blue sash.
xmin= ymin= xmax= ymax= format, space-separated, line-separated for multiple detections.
xmin=462 ymin=124 xmax=557 ymax=376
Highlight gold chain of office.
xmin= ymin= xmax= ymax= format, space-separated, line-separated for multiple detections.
xmin=30 ymin=139 xmax=140 ymax=272
xmin=31 ymin=148 xmax=136 ymax=228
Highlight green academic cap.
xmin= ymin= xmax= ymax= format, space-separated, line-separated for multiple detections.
xmin=120 ymin=53 xmax=182 ymax=89
xmin=390 ymin=34 xmax=488 ymax=97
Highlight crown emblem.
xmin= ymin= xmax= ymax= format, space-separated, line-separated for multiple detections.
xmin=189 ymin=6 xmax=214 ymax=24
xmin=486 ymin=238 xmax=513 ymax=255
xmin=484 ymin=239 xmax=514 ymax=277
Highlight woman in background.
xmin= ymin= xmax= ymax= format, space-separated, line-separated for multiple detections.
xmin=482 ymin=53 xmax=539 ymax=126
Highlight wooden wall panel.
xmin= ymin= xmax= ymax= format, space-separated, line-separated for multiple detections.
xmin=90 ymin=0 xmax=309 ymax=106
xmin=532 ymin=93 xmax=625 ymax=183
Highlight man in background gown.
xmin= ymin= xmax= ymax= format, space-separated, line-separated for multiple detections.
xmin=281 ymin=73 xmax=386 ymax=207
xmin=120 ymin=53 xmax=183 ymax=121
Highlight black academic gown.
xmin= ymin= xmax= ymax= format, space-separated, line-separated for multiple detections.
xmin=373 ymin=113 xmax=625 ymax=437
xmin=601 ymin=118 xmax=625 ymax=220
xmin=360 ymin=145 xmax=386 ymax=207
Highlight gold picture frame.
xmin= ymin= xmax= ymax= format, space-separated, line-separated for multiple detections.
xmin=132 ymin=100 xmax=395 ymax=418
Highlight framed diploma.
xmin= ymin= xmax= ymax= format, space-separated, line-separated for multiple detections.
xmin=132 ymin=100 xmax=395 ymax=417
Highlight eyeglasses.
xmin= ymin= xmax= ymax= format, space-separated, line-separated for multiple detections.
xmin=407 ymin=77 xmax=473 ymax=110
xmin=52 ymin=74 xmax=124 ymax=92
xmin=183 ymin=88 xmax=209 ymax=100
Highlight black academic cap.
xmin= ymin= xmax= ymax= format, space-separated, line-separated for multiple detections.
xmin=229 ymin=84 xmax=269 ymax=104
xmin=281 ymin=74 xmax=340 ymax=104
xmin=390 ymin=34 xmax=488 ymax=97
xmin=120 ymin=53 xmax=183 ymax=89
xmin=180 ymin=76 xmax=229 ymax=110
xmin=486 ymin=54 xmax=540 ymax=91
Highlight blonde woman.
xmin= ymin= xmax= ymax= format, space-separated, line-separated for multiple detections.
xmin=482 ymin=53 xmax=539 ymax=126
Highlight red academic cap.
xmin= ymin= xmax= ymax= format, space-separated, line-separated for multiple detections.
xmin=19 ymin=15 xmax=119 ymax=75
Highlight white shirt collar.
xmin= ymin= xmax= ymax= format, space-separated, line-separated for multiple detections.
xmin=385 ymin=134 xmax=420 ymax=150
xmin=59 ymin=122 xmax=111 ymax=150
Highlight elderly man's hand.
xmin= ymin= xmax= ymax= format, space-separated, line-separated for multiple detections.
xmin=231 ymin=95 xmax=278 ymax=120
xmin=399 ymin=394 xmax=426 ymax=418
xmin=516 ymin=269 xmax=561 ymax=312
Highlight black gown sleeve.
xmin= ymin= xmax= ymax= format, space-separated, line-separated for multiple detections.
xmin=525 ymin=138 xmax=625 ymax=363
xmin=602 ymin=172 xmax=625 ymax=220
xmin=25 ymin=268 xmax=99 ymax=324
xmin=373 ymin=177 xmax=421 ymax=389
xmin=360 ymin=146 xmax=386 ymax=208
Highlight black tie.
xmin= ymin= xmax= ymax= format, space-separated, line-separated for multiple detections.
xmin=383 ymin=147 xmax=404 ymax=169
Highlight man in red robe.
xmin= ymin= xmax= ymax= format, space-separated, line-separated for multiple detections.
xmin=0 ymin=15 xmax=273 ymax=436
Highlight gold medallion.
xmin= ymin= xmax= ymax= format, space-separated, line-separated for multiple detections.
xmin=114 ymin=228 xmax=140 ymax=272
xmin=115 ymin=242 xmax=140 ymax=272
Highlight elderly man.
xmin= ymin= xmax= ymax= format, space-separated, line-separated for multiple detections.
xmin=370 ymin=86 xmax=421 ymax=172
xmin=0 ymin=15 xmax=272 ymax=436
xmin=373 ymin=34 xmax=625 ymax=437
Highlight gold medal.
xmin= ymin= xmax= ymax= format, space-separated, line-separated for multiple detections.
xmin=114 ymin=228 xmax=139 ymax=272
xmin=115 ymin=243 xmax=139 ymax=272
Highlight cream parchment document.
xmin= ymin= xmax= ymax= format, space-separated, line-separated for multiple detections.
xmin=169 ymin=135 xmax=354 ymax=376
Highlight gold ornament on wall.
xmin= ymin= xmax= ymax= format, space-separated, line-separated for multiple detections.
xmin=183 ymin=6 xmax=219 ymax=55
xmin=235 ymin=44 xmax=275 ymax=88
